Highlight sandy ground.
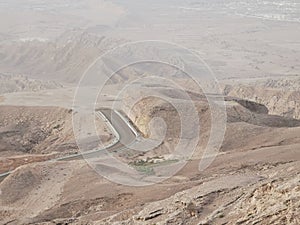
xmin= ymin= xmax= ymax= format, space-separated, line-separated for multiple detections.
xmin=1 ymin=136 xmax=299 ymax=224
xmin=0 ymin=1 xmax=299 ymax=223
xmin=0 ymin=80 xmax=299 ymax=224
xmin=0 ymin=85 xmax=124 ymax=109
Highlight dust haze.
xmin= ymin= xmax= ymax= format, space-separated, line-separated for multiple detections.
xmin=0 ymin=1 xmax=299 ymax=224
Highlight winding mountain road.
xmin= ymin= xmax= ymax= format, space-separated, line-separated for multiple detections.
xmin=0 ymin=108 xmax=138 ymax=182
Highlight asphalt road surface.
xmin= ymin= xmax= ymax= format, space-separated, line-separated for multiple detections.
xmin=0 ymin=108 xmax=137 ymax=182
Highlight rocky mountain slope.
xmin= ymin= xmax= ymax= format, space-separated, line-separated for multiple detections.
xmin=0 ymin=73 xmax=62 ymax=94
xmin=0 ymin=105 xmax=112 ymax=175
xmin=0 ymin=32 xmax=123 ymax=84
xmin=222 ymin=76 xmax=300 ymax=120
xmin=98 ymin=161 xmax=300 ymax=225
xmin=0 ymin=106 xmax=75 ymax=156
xmin=0 ymin=82 xmax=299 ymax=224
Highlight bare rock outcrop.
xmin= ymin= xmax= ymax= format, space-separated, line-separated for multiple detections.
xmin=223 ymin=77 xmax=300 ymax=120
xmin=0 ymin=73 xmax=63 ymax=95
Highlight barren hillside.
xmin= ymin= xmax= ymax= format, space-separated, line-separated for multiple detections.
xmin=0 ymin=105 xmax=112 ymax=175
xmin=0 ymin=106 xmax=75 ymax=156
xmin=222 ymin=77 xmax=300 ymax=120
xmin=1 ymin=84 xmax=299 ymax=224
xmin=0 ymin=0 xmax=299 ymax=224
xmin=0 ymin=32 xmax=123 ymax=84
xmin=0 ymin=73 xmax=62 ymax=94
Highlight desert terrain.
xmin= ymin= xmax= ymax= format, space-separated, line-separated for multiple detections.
xmin=0 ymin=0 xmax=300 ymax=225
xmin=0 ymin=76 xmax=299 ymax=224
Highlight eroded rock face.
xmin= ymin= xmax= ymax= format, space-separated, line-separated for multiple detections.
xmin=0 ymin=161 xmax=77 ymax=224
xmin=0 ymin=73 xmax=63 ymax=95
xmin=225 ymin=85 xmax=300 ymax=120
xmin=0 ymin=32 xmax=123 ymax=84
xmin=122 ymin=86 xmax=213 ymax=139
xmin=0 ymin=106 xmax=76 ymax=155
xmin=231 ymin=175 xmax=300 ymax=225
xmin=127 ymin=96 xmax=181 ymax=139
xmin=126 ymin=89 xmax=300 ymax=141
xmin=94 ymin=162 xmax=300 ymax=225
xmin=230 ymin=98 xmax=269 ymax=114
xmin=1 ymin=81 xmax=299 ymax=225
